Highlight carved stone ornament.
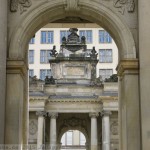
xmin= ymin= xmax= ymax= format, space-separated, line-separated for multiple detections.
xmin=29 ymin=120 xmax=37 ymax=135
xmin=113 ymin=0 xmax=135 ymax=15
xmin=10 ymin=0 xmax=32 ymax=14
xmin=111 ymin=121 xmax=119 ymax=135
xmin=58 ymin=117 xmax=88 ymax=141
xmin=63 ymin=117 xmax=86 ymax=127
xmin=105 ymin=74 xmax=118 ymax=82
xmin=65 ymin=0 xmax=80 ymax=12
xmin=48 ymin=112 xmax=58 ymax=119
xmin=29 ymin=76 xmax=43 ymax=84
xmin=45 ymin=76 xmax=55 ymax=85
xmin=50 ymin=46 xmax=58 ymax=57
xmin=36 ymin=111 xmax=47 ymax=117
xmin=89 ymin=112 xmax=99 ymax=118
xmin=101 ymin=110 xmax=112 ymax=116
xmin=61 ymin=28 xmax=86 ymax=52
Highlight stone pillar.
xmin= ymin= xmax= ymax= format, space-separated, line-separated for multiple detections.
xmin=139 ymin=1 xmax=150 ymax=150
xmin=48 ymin=113 xmax=58 ymax=150
xmin=117 ymin=59 xmax=141 ymax=150
xmin=5 ymin=60 xmax=28 ymax=148
xmin=36 ymin=111 xmax=45 ymax=150
xmin=89 ymin=112 xmax=99 ymax=150
xmin=0 ymin=0 xmax=7 ymax=144
xmin=101 ymin=111 xmax=111 ymax=150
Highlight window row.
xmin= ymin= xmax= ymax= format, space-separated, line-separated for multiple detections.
xmin=29 ymin=69 xmax=113 ymax=81
xmin=29 ymin=49 xmax=113 ymax=64
xmin=29 ymin=30 xmax=112 ymax=44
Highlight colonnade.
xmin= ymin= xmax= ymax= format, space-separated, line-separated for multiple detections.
xmin=36 ymin=111 xmax=112 ymax=150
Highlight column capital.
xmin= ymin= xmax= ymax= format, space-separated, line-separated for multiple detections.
xmin=7 ymin=59 xmax=28 ymax=78
xmin=101 ymin=110 xmax=112 ymax=117
xmin=48 ymin=112 xmax=58 ymax=119
xmin=36 ymin=111 xmax=47 ymax=117
xmin=117 ymin=59 xmax=139 ymax=76
xmin=89 ymin=112 xmax=99 ymax=118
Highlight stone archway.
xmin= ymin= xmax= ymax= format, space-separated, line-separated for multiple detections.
xmin=6 ymin=1 xmax=140 ymax=150
xmin=58 ymin=128 xmax=89 ymax=146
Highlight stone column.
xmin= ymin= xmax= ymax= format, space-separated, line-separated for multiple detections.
xmin=89 ymin=112 xmax=99 ymax=150
xmin=117 ymin=59 xmax=141 ymax=150
xmin=36 ymin=111 xmax=45 ymax=150
xmin=48 ymin=113 xmax=58 ymax=150
xmin=101 ymin=111 xmax=111 ymax=150
xmin=139 ymin=1 xmax=150 ymax=150
xmin=0 ymin=0 xmax=7 ymax=144
xmin=5 ymin=60 xmax=28 ymax=148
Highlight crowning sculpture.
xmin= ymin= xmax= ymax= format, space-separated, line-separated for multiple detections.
xmin=47 ymin=28 xmax=100 ymax=86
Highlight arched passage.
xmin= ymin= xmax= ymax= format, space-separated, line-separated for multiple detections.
xmin=58 ymin=127 xmax=89 ymax=145
xmin=6 ymin=1 xmax=140 ymax=150
xmin=60 ymin=129 xmax=87 ymax=149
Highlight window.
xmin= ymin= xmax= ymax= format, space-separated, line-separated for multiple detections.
xmin=29 ymin=69 xmax=34 ymax=77
xmin=99 ymin=30 xmax=112 ymax=43
xmin=99 ymin=69 xmax=113 ymax=80
xmin=66 ymin=131 xmax=73 ymax=145
xmin=41 ymin=31 xmax=54 ymax=44
xmin=79 ymin=132 xmax=86 ymax=145
xmin=40 ymin=69 xmax=51 ymax=80
xmin=61 ymin=131 xmax=73 ymax=146
xmin=29 ymin=37 xmax=35 ymax=44
xmin=40 ymin=50 xmax=51 ymax=63
xmin=99 ymin=49 xmax=112 ymax=63
xmin=79 ymin=30 xmax=92 ymax=43
xmin=60 ymin=30 xmax=70 ymax=43
xmin=29 ymin=50 xmax=34 ymax=64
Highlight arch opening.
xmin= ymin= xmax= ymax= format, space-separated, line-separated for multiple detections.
xmin=60 ymin=130 xmax=87 ymax=150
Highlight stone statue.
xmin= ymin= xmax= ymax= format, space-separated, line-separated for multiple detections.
xmin=81 ymin=36 xmax=86 ymax=44
xmin=51 ymin=46 xmax=58 ymax=57
xmin=45 ymin=76 xmax=55 ymax=84
xmin=105 ymin=74 xmax=118 ymax=82
xmin=90 ymin=47 xmax=98 ymax=58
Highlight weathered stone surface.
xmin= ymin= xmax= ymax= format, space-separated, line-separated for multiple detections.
xmin=2 ymin=0 xmax=148 ymax=150
xmin=0 ymin=0 xmax=7 ymax=144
